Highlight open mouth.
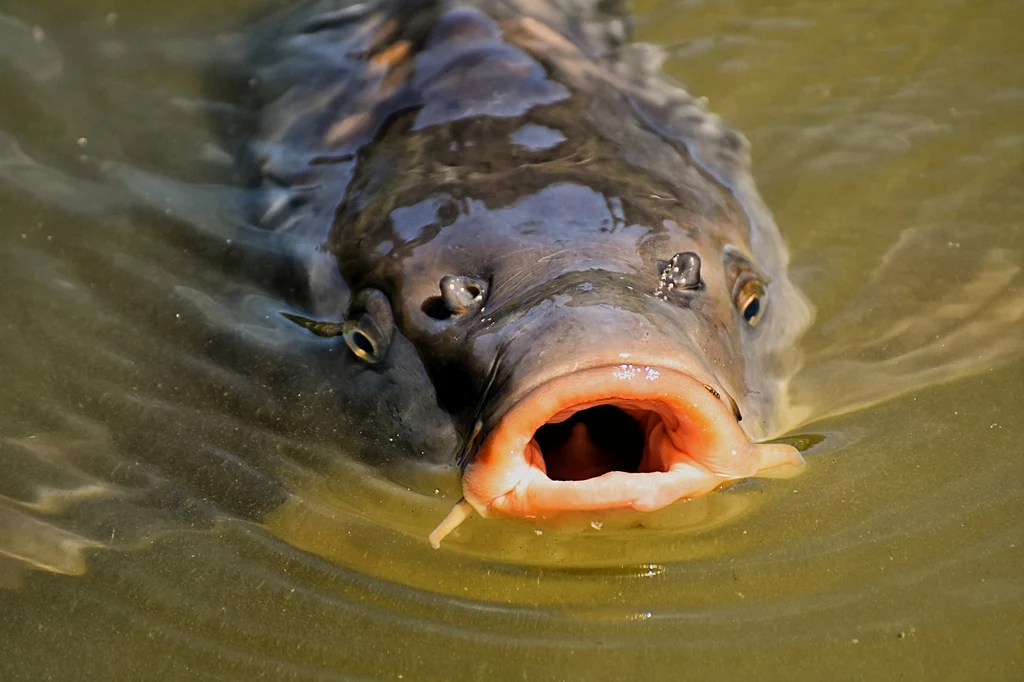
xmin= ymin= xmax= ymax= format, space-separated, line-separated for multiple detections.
xmin=429 ymin=364 xmax=802 ymax=548
xmin=534 ymin=404 xmax=646 ymax=481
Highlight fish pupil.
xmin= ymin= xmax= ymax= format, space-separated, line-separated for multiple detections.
xmin=743 ymin=297 xmax=761 ymax=322
xmin=352 ymin=331 xmax=376 ymax=357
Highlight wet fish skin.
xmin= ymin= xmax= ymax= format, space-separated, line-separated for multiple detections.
xmin=1 ymin=0 xmax=1021 ymax=576
xmin=247 ymin=0 xmax=812 ymax=528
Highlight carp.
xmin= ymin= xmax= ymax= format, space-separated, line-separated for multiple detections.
xmin=245 ymin=0 xmax=814 ymax=546
xmin=2 ymin=0 xmax=1023 ymax=585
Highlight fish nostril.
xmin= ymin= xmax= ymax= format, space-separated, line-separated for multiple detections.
xmin=655 ymin=252 xmax=702 ymax=299
xmin=667 ymin=252 xmax=702 ymax=289
xmin=439 ymin=274 xmax=487 ymax=314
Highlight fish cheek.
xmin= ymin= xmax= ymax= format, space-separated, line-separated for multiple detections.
xmin=345 ymin=331 xmax=463 ymax=467
xmin=284 ymin=285 xmax=462 ymax=466
xmin=670 ymin=281 xmax=752 ymax=420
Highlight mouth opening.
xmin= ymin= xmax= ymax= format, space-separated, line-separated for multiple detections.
xmin=533 ymin=404 xmax=645 ymax=481
xmin=429 ymin=364 xmax=803 ymax=547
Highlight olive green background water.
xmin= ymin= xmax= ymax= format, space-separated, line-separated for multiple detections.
xmin=0 ymin=0 xmax=1022 ymax=680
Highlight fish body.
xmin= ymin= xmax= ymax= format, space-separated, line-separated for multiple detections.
xmin=247 ymin=0 xmax=813 ymax=544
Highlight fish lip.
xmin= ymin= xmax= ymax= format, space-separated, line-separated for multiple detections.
xmin=476 ymin=350 xmax=733 ymax=438
xmin=460 ymin=363 xmax=803 ymax=520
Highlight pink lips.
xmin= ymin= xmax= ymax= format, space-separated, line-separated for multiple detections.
xmin=430 ymin=364 xmax=802 ymax=547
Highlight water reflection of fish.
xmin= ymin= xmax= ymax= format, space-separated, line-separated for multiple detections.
xmin=242 ymin=0 xmax=814 ymax=546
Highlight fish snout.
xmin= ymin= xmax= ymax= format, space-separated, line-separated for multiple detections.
xmin=428 ymin=295 xmax=801 ymax=547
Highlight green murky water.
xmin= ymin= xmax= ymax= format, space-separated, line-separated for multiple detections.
xmin=1 ymin=0 xmax=1022 ymax=679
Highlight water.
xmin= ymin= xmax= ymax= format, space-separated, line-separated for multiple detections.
xmin=1 ymin=0 xmax=1022 ymax=679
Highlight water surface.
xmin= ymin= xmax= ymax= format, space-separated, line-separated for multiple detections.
xmin=1 ymin=0 xmax=1022 ymax=679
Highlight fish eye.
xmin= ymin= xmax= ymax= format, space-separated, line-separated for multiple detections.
xmin=344 ymin=288 xmax=395 ymax=363
xmin=733 ymin=276 xmax=766 ymax=327
xmin=345 ymin=327 xmax=380 ymax=362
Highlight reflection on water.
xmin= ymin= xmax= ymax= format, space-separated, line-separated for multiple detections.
xmin=1 ymin=0 xmax=1022 ymax=679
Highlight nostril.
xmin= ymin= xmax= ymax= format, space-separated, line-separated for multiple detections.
xmin=422 ymin=296 xmax=451 ymax=320
xmin=439 ymin=274 xmax=488 ymax=314
xmin=655 ymin=252 xmax=702 ymax=299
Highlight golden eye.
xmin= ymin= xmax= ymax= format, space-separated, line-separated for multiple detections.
xmin=734 ymin=277 xmax=766 ymax=327
xmin=343 ymin=289 xmax=395 ymax=364
xmin=344 ymin=326 xmax=381 ymax=363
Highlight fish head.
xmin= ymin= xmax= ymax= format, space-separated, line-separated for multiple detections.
xmin=255 ymin=0 xmax=812 ymax=544
xmin=331 ymin=165 xmax=803 ymax=531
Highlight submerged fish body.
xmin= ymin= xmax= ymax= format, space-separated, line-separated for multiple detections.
xmin=248 ymin=0 xmax=813 ymax=544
